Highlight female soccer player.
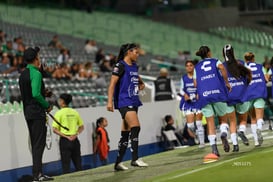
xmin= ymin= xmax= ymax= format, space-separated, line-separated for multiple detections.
xmin=180 ymin=60 xmax=205 ymax=148
xmin=194 ymin=46 xmax=231 ymax=156
xmin=244 ymin=52 xmax=267 ymax=146
xmin=107 ymin=43 xmax=148 ymax=171
xmin=93 ymin=117 xmax=110 ymax=165
xmin=222 ymin=44 xmax=252 ymax=151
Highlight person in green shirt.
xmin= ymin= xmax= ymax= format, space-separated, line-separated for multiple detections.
xmin=19 ymin=46 xmax=53 ymax=181
xmin=52 ymin=93 xmax=84 ymax=174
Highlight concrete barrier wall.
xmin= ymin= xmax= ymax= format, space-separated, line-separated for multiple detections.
xmin=0 ymin=100 xmax=183 ymax=172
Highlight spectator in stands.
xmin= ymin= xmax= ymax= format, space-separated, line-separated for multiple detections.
xmin=99 ymin=59 xmax=112 ymax=72
xmin=93 ymin=117 xmax=110 ymax=165
xmin=15 ymin=43 xmax=25 ymax=67
xmin=48 ymin=35 xmax=63 ymax=49
xmin=52 ymin=63 xmax=72 ymax=80
xmin=57 ymin=48 xmax=71 ymax=65
xmin=107 ymin=53 xmax=117 ymax=67
xmin=13 ymin=36 xmax=23 ymax=51
xmin=78 ymin=62 xmax=97 ymax=79
xmin=0 ymin=30 xmax=6 ymax=45
xmin=84 ymin=39 xmax=98 ymax=54
xmin=69 ymin=63 xmax=80 ymax=79
xmin=0 ymin=53 xmax=17 ymax=74
xmin=95 ymin=48 xmax=105 ymax=64
xmin=154 ymin=68 xmax=177 ymax=101
xmin=1 ymin=40 xmax=16 ymax=66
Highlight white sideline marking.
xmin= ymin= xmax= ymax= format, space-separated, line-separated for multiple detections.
xmin=155 ymin=148 xmax=273 ymax=182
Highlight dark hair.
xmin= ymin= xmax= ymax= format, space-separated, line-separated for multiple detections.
xmin=244 ymin=52 xmax=255 ymax=61
xmin=185 ymin=60 xmax=196 ymax=66
xmin=164 ymin=115 xmax=172 ymax=123
xmin=223 ymin=44 xmax=252 ymax=84
xmin=196 ymin=46 xmax=210 ymax=59
xmin=23 ymin=46 xmax=40 ymax=63
xmin=59 ymin=93 xmax=72 ymax=105
xmin=117 ymin=43 xmax=138 ymax=61
xmin=96 ymin=117 xmax=104 ymax=128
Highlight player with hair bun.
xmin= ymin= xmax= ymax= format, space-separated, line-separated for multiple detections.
xmin=244 ymin=52 xmax=267 ymax=147
xmin=194 ymin=46 xmax=231 ymax=156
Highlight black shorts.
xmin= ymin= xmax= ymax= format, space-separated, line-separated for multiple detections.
xmin=119 ymin=106 xmax=138 ymax=119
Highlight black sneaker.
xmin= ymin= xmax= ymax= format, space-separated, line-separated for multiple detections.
xmin=220 ymin=132 xmax=230 ymax=152
xmin=33 ymin=174 xmax=54 ymax=181
xmin=232 ymin=145 xmax=239 ymax=152
xmin=237 ymin=131 xmax=249 ymax=146
xmin=211 ymin=144 xmax=220 ymax=157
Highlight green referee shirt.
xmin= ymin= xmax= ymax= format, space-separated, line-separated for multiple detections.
xmin=53 ymin=107 xmax=84 ymax=135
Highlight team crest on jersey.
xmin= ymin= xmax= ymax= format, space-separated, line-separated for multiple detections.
xmin=113 ymin=66 xmax=119 ymax=73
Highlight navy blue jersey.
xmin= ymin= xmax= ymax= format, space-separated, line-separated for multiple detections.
xmin=244 ymin=62 xmax=267 ymax=100
xmin=223 ymin=61 xmax=249 ymax=105
xmin=113 ymin=60 xmax=142 ymax=109
xmin=195 ymin=58 xmax=228 ymax=108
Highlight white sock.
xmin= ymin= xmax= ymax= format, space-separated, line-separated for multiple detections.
xmin=187 ymin=122 xmax=195 ymax=131
xmin=257 ymin=119 xmax=264 ymax=130
xmin=239 ymin=125 xmax=246 ymax=133
xmin=208 ymin=135 xmax=216 ymax=145
xmin=220 ymin=123 xmax=229 ymax=135
xmin=196 ymin=120 xmax=205 ymax=145
xmin=230 ymin=133 xmax=238 ymax=145
xmin=251 ymin=124 xmax=258 ymax=143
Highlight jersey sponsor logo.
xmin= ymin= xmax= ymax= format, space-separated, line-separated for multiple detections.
xmin=185 ymin=83 xmax=194 ymax=87
xmin=203 ymin=89 xmax=220 ymax=97
xmin=113 ymin=67 xmax=119 ymax=73
xmin=246 ymin=62 xmax=257 ymax=71
xmin=201 ymin=73 xmax=215 ymax=81
xmin=130 ymin=71 xmax=138 ymax=76
xmin=131 ymin=77 xmax=139 ymax=83
xmin=201 ymin=61 xmax=212 ymax=72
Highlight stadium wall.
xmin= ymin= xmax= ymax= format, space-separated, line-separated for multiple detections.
xmin=0 ymin=100 xmax=182 ymax=182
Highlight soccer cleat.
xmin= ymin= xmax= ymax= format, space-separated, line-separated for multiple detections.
xmin=131 ymin=158 xmax=149 ymax=167
xmin=211 ymin=144 xmax=220 ymax=157
xmin=237 ymin=131 xmax=249 ymax=146
xmin=256 ymin=129 xmax=263 ymax=145
xmin=232 ymin=145 xmax=239 ymax=152
xmin=220 ymin=132 xmax=230 ymax=152
xmin=32 ymin=174 xmax=54 ymax=181
xmin=114 ymin=163 xmax=129 ymax=171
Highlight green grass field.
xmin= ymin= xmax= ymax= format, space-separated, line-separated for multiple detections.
xmin=53 ymin=132 xmax=273 ymax=182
